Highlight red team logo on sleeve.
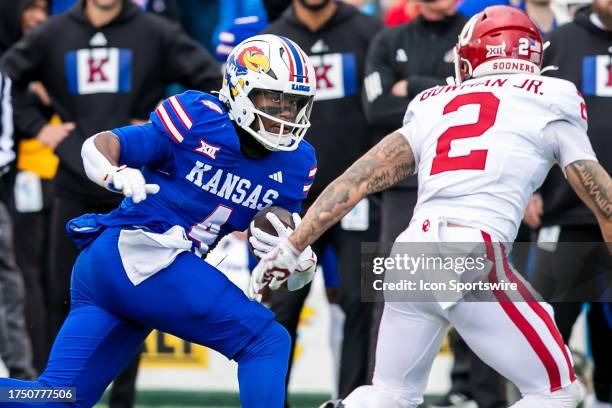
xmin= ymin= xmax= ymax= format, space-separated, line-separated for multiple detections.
xmin=577 ymin=91 xmax=588 ymax=121
xmin=422 ymin=219 xmax=430 ymax=232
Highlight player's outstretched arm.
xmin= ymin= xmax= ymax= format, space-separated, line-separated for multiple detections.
xmin=566 ymin=160 xmax=612 ymax=243
xmin=91 ymin=131 xmax=121 ymax=165
xmin=290 ymin=132 xmax=415 ymax=251
xmin=82 ymin=131 xmax=159 ymax=203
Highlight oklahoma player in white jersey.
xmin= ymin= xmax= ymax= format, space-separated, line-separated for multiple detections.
xmin=249 ymin=5 xmax=612 ymax=408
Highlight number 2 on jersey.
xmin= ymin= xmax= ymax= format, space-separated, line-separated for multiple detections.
xmin=430 ymin=92 xmax=500 ymax=175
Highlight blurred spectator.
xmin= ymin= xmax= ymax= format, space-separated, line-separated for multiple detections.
xmin=213 ymin=0 xmax=267 ymax=48
xmin=340 ymin=0 xmax=381 ymax=16
xmin=51 ymin=0 xmax=182 ymax=21
xmin=457 ymin=0 xmax=560 ymax=33
xmin=527 ymin=1 xmax=612 ymax=407
xmin=20 ymin=0 xmax=49 ymax=33
xmin=0 ymin=0 xmax=220 ymax=406
xmin=551 ymin=0 xmax=592 ymax=24
xmin=526 ymin=0 xmax=558 ymax=33
xmin=263 ymin=0 xmax=382 ymax=403
xmin=0 ymin=1 xmax=27 ymax=55
xmin=0 ymin=71 xmax=37 ymax=381
xmin=457 ymin=0 xmax=524 ymax=16
xmin=384 ymin=0 xmax=420 ymax=26
xmin=7 ymin=0 xmax=54 ymax=374
xmin=177 ymin=0 xmax=220 ymax=50
xmin=133 ymin=0 xmax=182 ymax=21
xmin=215 ymin=16 xmax=269 ymax=62
xmin=263 ymin=0 xmax=293 ymax=21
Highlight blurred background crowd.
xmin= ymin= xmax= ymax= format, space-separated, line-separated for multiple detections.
xmin=0 ymin=0 xmax=609 ymax=407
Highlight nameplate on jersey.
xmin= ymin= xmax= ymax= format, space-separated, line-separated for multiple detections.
xmin=65 ymin=48 xmax=132 ymax=95
xmin=185 ymin=161 xmax=279 ymax=210
xmin=582 ymin=55 xmax=612 ymax=97
xmin=309 ymin=53 xmax=357 ymax=101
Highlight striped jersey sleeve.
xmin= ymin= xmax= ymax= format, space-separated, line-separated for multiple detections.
xmin=150 ymin=90 xmax=229 ymax=148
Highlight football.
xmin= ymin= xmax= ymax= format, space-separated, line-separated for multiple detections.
xmin=247 ymin=206 xmax=295 ymax=258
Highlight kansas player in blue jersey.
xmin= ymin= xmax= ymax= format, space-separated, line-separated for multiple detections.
xmin=0 ymin=35 xmax=319 ymax=407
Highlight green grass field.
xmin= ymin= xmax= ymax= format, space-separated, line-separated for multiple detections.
xmin=94 ymin=390 xmax=331 ymax=408
xmin=93 ymin=392 xmax=588 ymax=408
xmin=93 ymin=391 xmax=453 ymax=408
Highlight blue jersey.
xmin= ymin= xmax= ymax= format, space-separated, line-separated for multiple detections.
xmin=69 ymin=90 xmax=316 ymax=251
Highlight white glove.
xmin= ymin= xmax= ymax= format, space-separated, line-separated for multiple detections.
xmin=249 ymin=213 xmax=316 ymax=276
xmin=286 ymin=252 xmax=316 ymax=292
xmin=106 ymin=165 xmax=160 ymax=204
xmin=81 ymin=135 xmax=159 ymax=204
xmin=248 ymin=238 xmax=300 ymax=301
xmin=248 ymin=212 xmax=299 ymax=258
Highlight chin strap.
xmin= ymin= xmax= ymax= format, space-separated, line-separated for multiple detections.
xmin=539 ymin=41 xmax=559 ymax=75
xmin=540 ymin=65 xmax=559 ymax=74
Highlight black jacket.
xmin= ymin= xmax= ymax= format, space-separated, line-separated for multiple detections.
xmin=0 ymin=0 xmax=26 ymax=56
xmin=264 ymin=2 xmax=382 ymax=200
xmin=540 ymin=6 xmax=612 ymax=227
xmin=0 ymin=0 xmax=221 ymax=203
xmin=362 ymin=13 xmax=467 ymax=189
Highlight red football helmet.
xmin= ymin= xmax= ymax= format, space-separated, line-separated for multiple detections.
xmin=454 ymin=6 xmax=543 ymax=84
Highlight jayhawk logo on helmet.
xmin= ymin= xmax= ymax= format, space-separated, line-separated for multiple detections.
xmin=226 ymin=45 xmax=276 ymax=97
xmin=236 ymin=46 xmax=271 ymax=74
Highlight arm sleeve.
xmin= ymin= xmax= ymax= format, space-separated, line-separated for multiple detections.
xmin=0 ymin=26 xmax=48 ymax=137
xmin=362 ymin=30 xmax=409 ymax=129
xmin=114 ymin=123 xmax=174 ymax=169
xmin=162 ymin=21 xmax=222 ymax=92
xmin=542 ymin=120 xmax=597 ymax=171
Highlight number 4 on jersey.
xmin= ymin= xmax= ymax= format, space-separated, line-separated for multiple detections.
xmin=188 ymin=205 xmax=233 ymax=250
xmin=430 ymin=92 xmax=500 ymax=176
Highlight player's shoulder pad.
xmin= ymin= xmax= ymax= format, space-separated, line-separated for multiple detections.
xmin=150 ymin=90 xmax=236 ymax=149
xmin=543 ymin=77 xmax=588 ymax=132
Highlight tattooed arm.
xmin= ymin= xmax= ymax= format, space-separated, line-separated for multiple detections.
xmin=566 ymin=160 xmax=612 ymax=242
xmin=289 ymin=132 xmax=415 ymax=251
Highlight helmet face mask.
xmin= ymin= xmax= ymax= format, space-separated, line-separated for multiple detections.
xmin=248 ymin=89 xmax=314 ymax=149
xmin=453 ymin=6 xmax=544 ymax=84
xmin=219 ymin=34 xmax=316 ymax=152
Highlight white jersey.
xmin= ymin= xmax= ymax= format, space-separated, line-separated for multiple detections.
xmin=398 ymin=74 xmax=596 ymax=242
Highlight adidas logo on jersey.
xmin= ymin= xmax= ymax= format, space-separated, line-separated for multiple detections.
xmin=396 ymin=49 xmax=408 ymax=62
xmin=89 ymin=32 xmax=108 ymax=47
xmin=268 ymin=171 xmax=283 ymax=183
xmin=311 ymin=39 xmax=329 ymax=53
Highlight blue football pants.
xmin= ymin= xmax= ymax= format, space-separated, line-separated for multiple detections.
xmin=0 ymin=228 xmax=289 ymax=407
